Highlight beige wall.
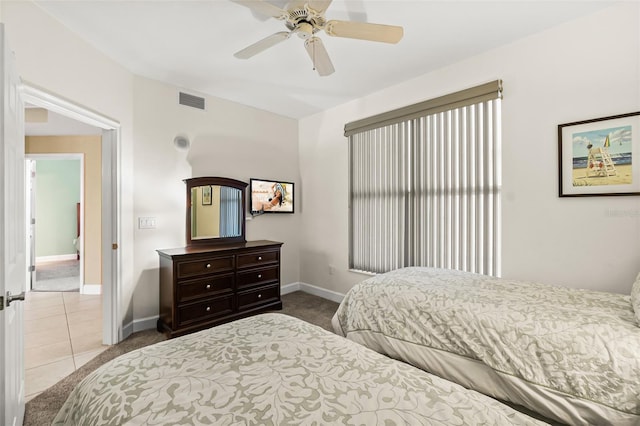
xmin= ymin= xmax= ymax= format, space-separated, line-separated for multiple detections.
xmin=193 ymin=186 xmax=220 ymax=237
xmin=298 ymin=2 xmax=640 ymax=296
xmin=3 ymin=1 xmax=136 ymax=330
xmin=26 ymin=135 xmax=102 ymax=286
xmin=131 ymin=76 xmax=299 ymax=321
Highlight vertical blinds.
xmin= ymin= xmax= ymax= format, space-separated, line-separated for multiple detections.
xmin=347 ymin=81 xmax=502 ymax=276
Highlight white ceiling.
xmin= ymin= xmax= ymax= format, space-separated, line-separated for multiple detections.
xmin=32 ymin=0 xmax=613 ymax=119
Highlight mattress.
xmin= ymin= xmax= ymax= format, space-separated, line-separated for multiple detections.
xmin=333 ymin=267 xmax=640 ymax=425
xmin=53 ymin=313 xmax=545 ymax=425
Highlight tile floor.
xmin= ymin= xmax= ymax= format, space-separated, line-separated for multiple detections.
xmin=24 ymin=291 xmax=106 ymax=402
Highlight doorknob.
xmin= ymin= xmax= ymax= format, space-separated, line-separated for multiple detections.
xmin=6 ymin=291 xmax=26 ymax=307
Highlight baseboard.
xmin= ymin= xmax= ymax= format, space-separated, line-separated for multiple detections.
xmin=281 ymin=282 xmax=301 ymax=295
xmin=81 ymin=284 xmax=101 ymax=295
xmin=283 ymin=281 xmax=345 ymax=303
xmin=36 ymin=254 xmax=77 ymax=263
xmin=122 ymin=315 xmax=159 ymax=339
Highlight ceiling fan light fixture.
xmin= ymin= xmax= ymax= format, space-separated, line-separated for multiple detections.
xmin=232 ymin=0 xmax=403 ymax=74
xmin=296 ymin=22 xmax=314 ymax=39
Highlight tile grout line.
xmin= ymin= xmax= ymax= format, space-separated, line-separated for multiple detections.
xmin=62 ymin=293 xmax=78 ymax=370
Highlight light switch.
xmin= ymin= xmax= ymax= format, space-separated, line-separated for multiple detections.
xmin=138 ymin=217 xmax=156 ymax=229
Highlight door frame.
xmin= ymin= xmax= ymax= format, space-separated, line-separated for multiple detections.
xmin=21 ymin=82 xmax=121 ymax=345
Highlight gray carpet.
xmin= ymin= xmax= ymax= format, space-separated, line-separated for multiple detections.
xmin=23 ymin=291 xmax=339 ymax=426
xmin=33 ymin=260 xmax=80 ymax=292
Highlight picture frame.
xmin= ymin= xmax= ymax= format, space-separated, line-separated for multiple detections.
xmin=201 ymin=185 xmax=212 ymax=205
xmin=558 ymin=111 xmax=640 ymax=197
xmin=249 ymin=178 xmax=294 ymax=214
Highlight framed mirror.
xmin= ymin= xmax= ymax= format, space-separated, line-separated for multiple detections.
xmin=185 ymin=177 xmax=247 ymax=246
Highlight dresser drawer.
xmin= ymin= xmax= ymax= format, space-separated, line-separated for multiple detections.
xmin=177 ymin=295 xmax=234 ymax=327
xmin=237 ymin=266 xmax=279 ymax=289
xmin=177 ymin=273 xmax=234 ymax=304
xmin=237 ymin=250 xmax=279 ymax=269
xmin=238 ymin=284 xmax=280 ymax=310
xmin=177 ymin=256 xmax=234 ymax=279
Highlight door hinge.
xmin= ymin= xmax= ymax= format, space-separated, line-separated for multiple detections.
xmin=28 ymin=265 xmax=35 ymax=272
xmin=0 ymin=296 xmax=3 ymax=311
xmin=112 ymin=243 xmax=118 ymax=250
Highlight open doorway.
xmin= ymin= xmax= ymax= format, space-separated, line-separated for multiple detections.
xmin=23 ymin=109 xmax=104 ymax=401
xmin=27 ymin=155 xmax=83 ymax=293
xmin=20 ymin=88 xmax=120 ymax=400
xmin=21 ymin=83 xmax=121 ymax=347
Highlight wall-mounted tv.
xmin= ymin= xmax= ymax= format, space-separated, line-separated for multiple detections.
xmin=250 ymin=178 xmax=294 ymax=214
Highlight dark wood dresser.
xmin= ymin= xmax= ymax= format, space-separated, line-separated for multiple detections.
xmin=157 ymin=240 xmax=283 ymax=338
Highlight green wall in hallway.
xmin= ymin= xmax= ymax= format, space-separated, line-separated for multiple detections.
xmin=35 ymin=159 xmax=80 ymax=258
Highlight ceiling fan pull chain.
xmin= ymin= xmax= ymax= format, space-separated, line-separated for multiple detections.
xmin=312 ymin=40 xmax=316 ymax=71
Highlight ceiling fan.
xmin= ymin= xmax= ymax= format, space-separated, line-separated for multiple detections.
xmin=231 ymin=0 xmax=403 ymax=76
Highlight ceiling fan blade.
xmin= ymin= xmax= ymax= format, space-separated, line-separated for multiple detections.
xmin=304 ymin=37 xmax=335 ymax=76
xmin=230 ymin=0 xmax=289 ymax=19
xmin=307 ymin=0 xmax=333 ymax=14
xmin=325 ymin=20 xmax=403 ymax=44
xmin=234 ymin=31 xmax=291 ymax=59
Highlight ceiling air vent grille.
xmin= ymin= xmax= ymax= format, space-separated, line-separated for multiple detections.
xmin=179 ymin=92 xmax=205 ymax=110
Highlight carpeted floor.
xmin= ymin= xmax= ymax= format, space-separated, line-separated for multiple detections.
xmin=23 ymin=291 xmax=339 ymax=426
xmin=33 ymin=260 xmax=80 ymax=292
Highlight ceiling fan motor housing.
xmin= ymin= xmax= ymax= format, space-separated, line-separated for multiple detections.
xmin=285 ymin=6 xmax=325 ymax=39
xmin=232 ymin=0 xmax=404 ymax=76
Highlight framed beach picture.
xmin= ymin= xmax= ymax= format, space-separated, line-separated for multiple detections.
xmin=558 ymin=111 xmax=640 ymax=197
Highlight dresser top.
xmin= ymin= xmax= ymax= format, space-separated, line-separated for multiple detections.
xmin=157 ymin=240 xmax=283 ymax=258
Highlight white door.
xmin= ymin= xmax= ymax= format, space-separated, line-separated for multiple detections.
xmin=0 ymin=24 xmax=26 ymax=426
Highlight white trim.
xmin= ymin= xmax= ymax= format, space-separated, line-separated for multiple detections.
xmin=35 ymin=254 xmax=77 ymax=263
xmin=21 ymin=82 xmax=121 ymax=346
xmin=22 ymin=82 xmax=119 ymax=130
xmin=102 ymin=129 xmax=120 ymax=345
xmin=280 ymin=282 xmax=300 ymax=295
xmin=284 ymin=282 xmax=345 ymax=304
xmin=81 ymin=284 xmax=101 ymax=295
xmin=122 ymin=315 xmax=159 ymax=338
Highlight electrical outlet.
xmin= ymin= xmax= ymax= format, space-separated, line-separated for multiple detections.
xmin=329 ymin=264 xmax=335 ymax=275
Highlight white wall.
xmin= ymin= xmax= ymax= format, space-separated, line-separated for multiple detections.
xmin=2 ymin=1 xmax=137 ymax=328
xmin=132 ymin=77 xmax=300 ymax=321
xmin=299 ymin=2 xmax=640 ymax=295
xmin=4 ymin=0 xmax=638 ymax=339
xmin=3 ymin=1 xmax=300 ymax=336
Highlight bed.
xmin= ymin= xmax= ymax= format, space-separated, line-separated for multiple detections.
xmin=53 ymin=313 xmax=545 ymax=425
xmin=332 ymin=267 xmax=640 ymax=426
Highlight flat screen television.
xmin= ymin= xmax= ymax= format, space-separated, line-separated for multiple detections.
xmin=250 ymin=178 xmax=294 ymax=214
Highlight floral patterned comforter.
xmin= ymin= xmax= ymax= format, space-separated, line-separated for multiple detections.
xmin=333 ymin=267 xmax=640 ymax=425
xmin=52 ymin=313 xmax=545 ymax=426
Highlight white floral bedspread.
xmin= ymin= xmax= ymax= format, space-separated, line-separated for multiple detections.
xmin=334 ymin=267 xmax=640 ymax=420
xmin=53 ymin=313 xmax=543 ymax=425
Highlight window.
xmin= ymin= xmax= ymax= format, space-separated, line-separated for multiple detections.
xmin=346 ymin=81 xmax=502 ymax=276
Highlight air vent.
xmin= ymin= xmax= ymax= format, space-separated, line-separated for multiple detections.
xmin=179 ymin=92 xmax=205 ymax=110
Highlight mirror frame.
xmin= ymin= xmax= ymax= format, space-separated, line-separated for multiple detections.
xmin=185 ymin=177 xmax=247 ymax=246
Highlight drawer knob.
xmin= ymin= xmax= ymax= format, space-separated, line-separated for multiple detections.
xmin=257 ymin=294 xmax=262 ymax=299
xmin=206 ymin=284 xmax=211 ymax=289
xmin=206 ymin=306 xmax=211 ymax=312
xmin=258 ymin=256 xmax=262 ymax=261
xmin=258 ymin=274 xmax=262 ymax=279
xmin=206 ymin=263 xmax=211 ymax=269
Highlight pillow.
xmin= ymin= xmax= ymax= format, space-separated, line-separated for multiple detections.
xmin=632 ymin=272 xmax=640 ymax=326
